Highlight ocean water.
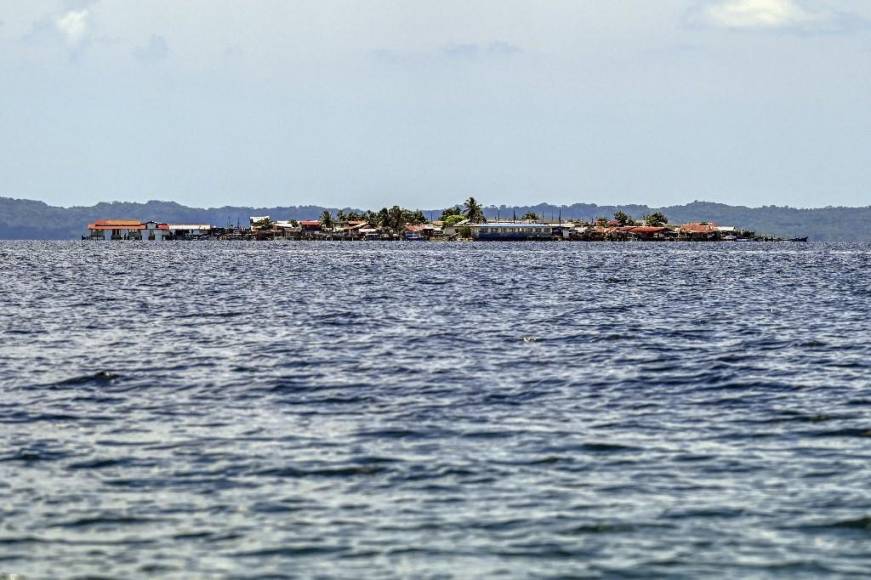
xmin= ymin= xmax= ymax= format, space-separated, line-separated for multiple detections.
xmin=0 ymin=240 xmax=869 ymax=578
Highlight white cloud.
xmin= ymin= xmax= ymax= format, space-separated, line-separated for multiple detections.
xmin=710 ymin=0 xmax=814 ymax=28
xmin=692 ymin=0 xmax=861 ymax=32
xmin=55 ymin=9 xmax=89 ymax=46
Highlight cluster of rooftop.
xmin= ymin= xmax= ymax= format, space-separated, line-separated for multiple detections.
xmin=84 ymin=200 xmax=788 ymax=242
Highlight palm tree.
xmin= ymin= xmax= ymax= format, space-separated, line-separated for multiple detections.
xmin=377 ymin=207 xmax=390 ymax=229
xmin=464 ymin=197 xmax=485 ymax=223
xmin=388 ymin=205 xmax=405 ymax=231
xmin=320 ymin=210 xmax=334 ymax=230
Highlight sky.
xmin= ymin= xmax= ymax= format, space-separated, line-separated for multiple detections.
xmin=1 ymin=0 xmax=869 ymax=209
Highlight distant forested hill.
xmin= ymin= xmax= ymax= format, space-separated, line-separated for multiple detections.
xmin=1 ymin=196 xmax=869 ymax=241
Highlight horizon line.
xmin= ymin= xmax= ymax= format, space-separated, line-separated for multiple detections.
xmin=3 ymin=195 xmax=869 ymax=212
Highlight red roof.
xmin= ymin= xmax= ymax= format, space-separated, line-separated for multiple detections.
xmin=88 ymin=223 xmax=144 ymax=230
xmin=93 ymin=219 xmax=142 ymax=226
xmin=628 ymin=226 xmax=668 ymax=235
xmin=300 ymin=220 xmax=322 ymax=227
xmin=87 ymin=221 xmax=168 ymax=231
xmin=680 ymin=223 xmax=718 ymax=234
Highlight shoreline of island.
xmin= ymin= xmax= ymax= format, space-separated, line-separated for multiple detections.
xmin=83 ymin=198 xmax=806 ymax=242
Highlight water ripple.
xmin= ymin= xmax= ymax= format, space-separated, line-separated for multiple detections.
xmin=0 ymin=240 xmax=869 ymax=577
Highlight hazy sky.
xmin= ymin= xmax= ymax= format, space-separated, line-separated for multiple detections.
xmin=1 ymin=0 xmax=869 ymax=209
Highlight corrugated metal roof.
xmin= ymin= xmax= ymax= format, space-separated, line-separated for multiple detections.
xmin=474 ymin=222 xmax=552 ymax=228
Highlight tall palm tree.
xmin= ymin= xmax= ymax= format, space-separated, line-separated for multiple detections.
xmin=377 ymin=207 xmax=390 ymax=229
xmin=320 ymin=210 xmax=334 ymax=229
xmin=388 ymin=205 xmax=405 ymax=231
xmin=464 ymin=197 xmax=486 ymax=223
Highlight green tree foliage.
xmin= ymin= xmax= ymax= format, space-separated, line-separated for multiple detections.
xmin=252 ymin=217 xmax=273 ymax=230
xmin=464 ymin=197 xmax=486 ymax=223
xmin=443 ymin=214 xmax=466 ymax=226
xmin=320 ymin=210 xmax=334 ymax=229
xmin=440 ymin=206 xmax=463 ymax=220
xmin=521 ymin=211 xmax=539 ymax=221
xmin=371 ymin=205 xmax=426 ymax=231
xmin=614 ymin=210 xmax=635 ymax=226
xmin=644 ymin=211 xmax=668 ymax=226
xmin=377 ymin=207 xmax=390 ymax=228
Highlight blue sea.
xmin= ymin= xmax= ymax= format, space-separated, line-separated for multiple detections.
xmin=1 ymin=241 xmax=869 ymax=578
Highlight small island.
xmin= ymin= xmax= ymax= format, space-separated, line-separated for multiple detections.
xmin=85 ymin=197 xmax=796 ymax=242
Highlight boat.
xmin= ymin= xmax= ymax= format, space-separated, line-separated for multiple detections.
xmin=789 ymin=236 xmax=808 ymax=242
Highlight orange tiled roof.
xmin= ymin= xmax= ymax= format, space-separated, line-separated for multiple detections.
xmin=680 ymin=222 xmax=718 ymax=234
xmin=628 ymin=226 xmax=668 ymax=235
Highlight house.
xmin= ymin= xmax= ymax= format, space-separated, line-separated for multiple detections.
xmin=404 ymin=224 xmax=427 ymax=241
xmin=625 ymin=226 xmax=670 ymax=240
xmin=469 ymin=222 xmax=554 ymax=241
xmin=442 ymin=218 xmax=469 ymax=238
xmin=141 ymin=221 xmax=170 ymax=240
xmin=357 ymin=226 xmax=381 ymax=240
xmin=85 ymin=219 xmax=169 ymax=240
xmin=716 ymin=225 xmax=738 ymax=241
xmin=271 ymin=220 xmax=299 ymax=239
xmin=299 ymin=220 xmax=322 ymax=232
xmin=86 ymin=219 xmax=143 ymax=240
xmin=167 ymin=224 xmax=212 ymax=239
xmin=343 ymin=221 xmax=372 ymax=240
xmin=679 ymin=223 xmax=719 ymax=240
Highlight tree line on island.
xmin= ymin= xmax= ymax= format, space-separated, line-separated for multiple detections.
xmin=254 ymin=197 xmax=492 ymax=235
xmin=294 ymin=197 xmax=673 ymax=232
